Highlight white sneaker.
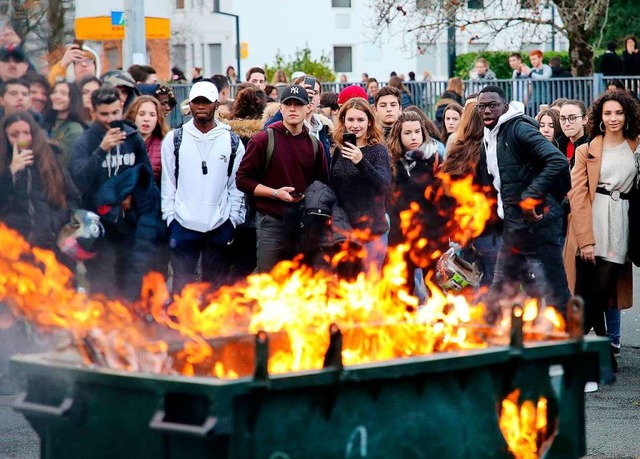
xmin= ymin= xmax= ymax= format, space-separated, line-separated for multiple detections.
xmin=584 ymin=382 xmax=598 ymax=393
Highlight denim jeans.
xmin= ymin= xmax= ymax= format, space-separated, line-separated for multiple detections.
xmin=169 ymin=219 xmax=234 ymax=294
xmin=361 ymin=231 xmax=388 ymax=277
xmin=472 ymin=234 xmax=503 ymax=287
xmin=255 ymin=212 xmax=300 ymax=273
xmin=491 ymin=235 xmax=571 ymax=313
xmin=605 ymin=308 xmax=621 ymax=347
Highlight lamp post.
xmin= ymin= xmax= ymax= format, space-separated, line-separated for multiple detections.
xmin=213 ymin=1 xmax=241 ymax=79
xmin=445 ymin=1 xmax=457 ymax=78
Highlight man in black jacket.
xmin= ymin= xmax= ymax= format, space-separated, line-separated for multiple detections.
xmin=478 ymin=85 xmax=571 ymax=313
xmin=70 ymin=85 xmax=159 ymax=301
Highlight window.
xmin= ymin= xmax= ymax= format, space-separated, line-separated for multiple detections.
xmin=467 ymin=0 xmax=483 ymax=8
xmin=176 ymin=0 xmax=184 ymax=9
xmin=332 ymin=0 xmax=351 ymax=7
xmin=208 ymin=44 xmax=222 ymax=74
xmin=334 ymin=46 xmax=352 ymax=72
xmin=172 ymin=44 xmax=187 ymax=73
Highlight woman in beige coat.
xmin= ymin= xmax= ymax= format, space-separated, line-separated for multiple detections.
xmin=563 ymin=90 xmax=640 ymax=367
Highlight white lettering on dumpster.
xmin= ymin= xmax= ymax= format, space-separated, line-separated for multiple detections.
xmin=345 ymin=425 xmax=368 ymax=458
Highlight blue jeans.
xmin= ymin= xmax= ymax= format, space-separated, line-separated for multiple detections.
xmin=472 ymin=234 xmax=502 ymax=287
xmin=362 ymin=231 xmax=388 ymax=277
xmin=169 ymin=219 xmax=234 ymax=294
xmin=491 ymin=235 xmax=571 ymax=313
xmin=605 ymin=308 xmax=621 ymax=346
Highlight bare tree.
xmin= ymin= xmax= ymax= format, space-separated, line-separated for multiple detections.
xmin=368 ymin=0 xmax=610 ymax=76
xmin=3 ymin=0 xmax=75 ymax=63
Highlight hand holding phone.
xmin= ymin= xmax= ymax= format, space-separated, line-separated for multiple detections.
xmin=304 ymin=76 xmax=317 ymax=89
xmin=289 ymin=191 xmax=303 ymax=198
xmin=109 ymin=120 xmax=125 ymax=130
xmin=342 ymin=133 xmax=357 ymax=146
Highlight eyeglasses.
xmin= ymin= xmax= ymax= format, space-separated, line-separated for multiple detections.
xmin=559 ymin=114 xmax=583 ymax=124
xmin=476 ymin=102 xmax=501 ymax=111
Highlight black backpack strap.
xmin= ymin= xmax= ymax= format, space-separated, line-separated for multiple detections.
xmin=309 ymin=133 xmax=319 ymax=161
xmin=227 ymin=131 xmax=240 ymax=177
xmin=264 ymin=127 xmax=275 ymax=177
xmin=173 ymin=127 xmax=183 ymax=188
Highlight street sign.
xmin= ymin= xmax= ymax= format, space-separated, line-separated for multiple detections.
xmin=111 ymin=11 xmax=125 ymax=27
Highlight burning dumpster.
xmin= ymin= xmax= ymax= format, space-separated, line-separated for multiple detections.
xmin=0 ymin=168 xmax=611 ymax=459
xmin=11 ymin=307 xmax=610 ymax=459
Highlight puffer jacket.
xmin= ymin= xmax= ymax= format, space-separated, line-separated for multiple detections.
xmin=495 ymin=116 xmax=570 ymax=244
xmin=302 ymin=181 xmax=355 ymax=249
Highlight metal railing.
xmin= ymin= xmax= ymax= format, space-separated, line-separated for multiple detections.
xmin=166 ymin=74 xmax=640 ymax=127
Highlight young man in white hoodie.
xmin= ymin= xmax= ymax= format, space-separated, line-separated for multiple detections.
xmin=161 ymin=81 xmax=246 ymax=293
xmin=478 ymin=85 xmax=571 ymax=315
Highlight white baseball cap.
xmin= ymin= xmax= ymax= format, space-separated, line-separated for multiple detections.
xmin=188 ymin=81 xmax=219 ymax=103
xmin=291 ymin=71 xmax=306 ymax=80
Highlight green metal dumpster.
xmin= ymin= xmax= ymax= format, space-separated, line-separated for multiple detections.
xmin=11 ymin=331 xmax=610 ymax=459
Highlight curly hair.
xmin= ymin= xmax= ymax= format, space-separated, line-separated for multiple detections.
xmin=124 ymin=95 xmax=170 ymax=140
xmin=231 ymin=87 xmax=266 ymax=119
xmin=0 ymin=111 xmax=68 ymax=208
xmin=333 ymin=98 xmax=383 ymax=150
xmin=386 ymin=110 xmax=433 ymax=163
xmin=441 ymin=100 xmax=485 ymax=178
xmin=587 ymin=89 xmax=640 ymax=139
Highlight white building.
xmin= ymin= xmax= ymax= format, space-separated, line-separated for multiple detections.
xmin=169 ymin=0 xmax=568 ymax=81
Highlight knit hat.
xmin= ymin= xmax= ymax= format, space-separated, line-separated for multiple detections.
xmin=337 ymin=84 xmax=368 ymax=105
xmin=101 ymin=70 xmax=137 ymax=89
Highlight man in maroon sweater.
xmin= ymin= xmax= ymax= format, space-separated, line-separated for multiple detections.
xmin=236 ymin=84 xmax=327 ymax=272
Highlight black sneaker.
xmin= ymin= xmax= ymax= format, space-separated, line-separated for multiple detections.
xmin=611 ymin=344 xmax=621 ymax=358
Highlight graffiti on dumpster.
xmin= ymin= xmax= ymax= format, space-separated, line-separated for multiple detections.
xmin=345 ymin=425 xmax=368 ymax=458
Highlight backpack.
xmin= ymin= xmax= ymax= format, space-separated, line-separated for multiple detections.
xmin=263 ymin=127 xmax=319 ymax=176
xmin=172 ymin=126 xmax=240 ymax=188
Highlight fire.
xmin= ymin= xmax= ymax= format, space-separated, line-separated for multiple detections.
xmin=499 ymin=389 xmax=550 ymax=459
xmin=519 ymin=197 xmax=542 ymax=212
xmin=0 ymin=173 xmax=568 ymax=378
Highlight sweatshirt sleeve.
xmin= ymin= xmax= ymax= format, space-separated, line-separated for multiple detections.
xmin=354 ymin=144 xmax=392 ymax=194
xmin=70 ymin=135 xmax=108 ymax=194
xmin=235 ymin=131 xmax=268 ymax=194
xmin=160 ymin=131 xmax=177 ymax=225
xmin=530 ymin=65 xmax=552 ymax=80
xmin=227 ymin=140 xmax=246 ymax=227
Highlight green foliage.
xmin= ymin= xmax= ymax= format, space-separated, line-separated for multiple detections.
xmin=264 ymin=47 xmax=335 ymax=84
xmin=596 ymin=0 xmax=637 ymax=49
xmin=455 ymin=51 xmax=572 ymax=79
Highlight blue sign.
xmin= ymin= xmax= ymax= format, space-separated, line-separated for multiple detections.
xmin=111 ymin=11 xmax=125 ymax=27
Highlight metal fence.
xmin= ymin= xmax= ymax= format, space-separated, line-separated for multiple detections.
xmin=167 ymin=74 xmax=640 ymax=127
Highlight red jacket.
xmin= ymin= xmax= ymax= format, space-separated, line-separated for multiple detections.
xmin=145 ymin=135 xmax=163 ymax=185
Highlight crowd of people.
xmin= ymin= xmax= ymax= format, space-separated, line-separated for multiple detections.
xmin=2 ymin=32 xmax=640 ymax=394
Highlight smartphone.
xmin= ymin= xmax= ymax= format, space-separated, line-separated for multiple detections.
xmin=73 ymin=38 xmax=84 ymax=49
xmin=289 ymin=192 xmax=303 ymax=198
xmin=304 ymin=76 xmax=317 ymax=89
xmin=109 ymin=120 xmax=124 ymax=130
xmin=342 ymin=133 xmax=357 ymax=146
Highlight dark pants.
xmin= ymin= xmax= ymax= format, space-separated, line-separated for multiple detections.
xmin=255 ymin=212 xmax=300 ymax=273
xmin=491 ymin=233 xmax=571 ymax=313
xmin=471 ymin=234 xmax=502 ymax=287
xmin=169 ymin=219 xmax=234 ymax=294
xmin=85 ymin=223 xmax=149 ymax=301
xmin=575 ymin=257 xmax=620 ymax=336
xmin=227 ymin=225 xmax=257 ymax=281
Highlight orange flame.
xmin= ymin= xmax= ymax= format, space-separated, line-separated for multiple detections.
xmin=499 ymin=389 xmax=550 ymax=459
xmin=0 ymin=172 xmax=566 ymax=378
xmin=519 ymin=197 xmax=542 ymax=212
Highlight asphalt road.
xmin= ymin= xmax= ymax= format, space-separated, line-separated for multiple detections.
xmin=0 ymin=270 xmax=639 ymax=459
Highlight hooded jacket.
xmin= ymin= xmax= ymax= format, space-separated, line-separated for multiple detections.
xmin=71 ymin=121 xmax=151 ymax=211
xmin=161 ymin=119 xmax=246 ymax=232
xmin=483 ymin=102 xmax=570 ymax=243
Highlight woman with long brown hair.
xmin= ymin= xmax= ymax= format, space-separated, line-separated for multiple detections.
xmin=0 ymin=110 xmax=79 ymax=256
xmin=441 ymin=100 xmax=502 ymax=286
xmin=125 ymin=95 xmax=170 ymax=187
xmin=331 ymin=97 xmax=392 ymax=274
xmin=564 ymin=90 xmax=640 ymax=375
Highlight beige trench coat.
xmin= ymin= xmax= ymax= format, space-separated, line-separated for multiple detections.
xmin=562 ymin=136 xmax=637 ymax=309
